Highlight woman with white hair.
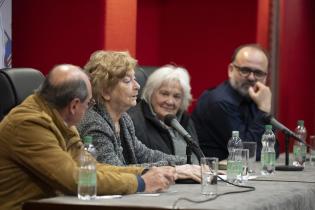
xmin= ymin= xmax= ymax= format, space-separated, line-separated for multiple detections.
xmin=128 ymin=65 xmax=200 ymax=164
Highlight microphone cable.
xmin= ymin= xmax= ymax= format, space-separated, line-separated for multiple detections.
xmin=172 ymin=176 xmax=256 ymax=209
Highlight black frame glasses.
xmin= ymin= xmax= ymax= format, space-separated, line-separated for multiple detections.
xmin=87 ymin=98 xmax=96 ymax=109
xmin=233 ymin=64 xmax=267 ymax=79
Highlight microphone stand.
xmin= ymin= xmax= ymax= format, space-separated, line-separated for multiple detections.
xmin=275 ymin=131 xmax=304 ymax=171
xmin=186 ymin=144 xmax=192 ymax=164
xmin=183 ymin=135 xmax=205 ymax=163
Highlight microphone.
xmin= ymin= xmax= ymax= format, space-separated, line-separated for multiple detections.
xmin=263 ymin=114 xmax=311 ymax=171
xmin=164 ymin=114 xmax=205 ymax=160
xmin=164 ymin=114 xmax=194 ymax=142
xmin=264 ymin=115 xmax=303 ymax=143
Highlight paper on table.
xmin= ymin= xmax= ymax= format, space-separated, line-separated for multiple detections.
xmin=218 ymin=175 xmax=257 ymax=180
xmin=136 ymin=193 xmax=160 ymax=196
xmin=95 ymin=195 xmax=122 ymax=199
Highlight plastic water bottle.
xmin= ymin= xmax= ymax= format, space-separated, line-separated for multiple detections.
xmin=78 ymin=136 xmax=97 ymax=200
xmin=261 ymin=125 xmax=276 ymax=175
xmin=227 ymin=131 xmax=243 ymax=184
xmin=83 ymin=135 xmax=97 ymax=158
xmin=293 ymin=120 xmax=307 ymax=167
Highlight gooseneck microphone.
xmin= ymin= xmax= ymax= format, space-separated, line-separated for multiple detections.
xmin=266 ymin=116 xmax=303 ymax=143
xmin=263 ymin=114 xmax=311 ymax=171
xmin=164 ymin=114 xmax=205 ymax=161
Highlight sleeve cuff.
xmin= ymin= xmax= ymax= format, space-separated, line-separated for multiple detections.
xmin=136 ymin=175 xmax=146 ymax=192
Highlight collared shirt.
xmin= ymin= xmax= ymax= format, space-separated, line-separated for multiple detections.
xmin=192 ymin=81 xmax=279 ymax=161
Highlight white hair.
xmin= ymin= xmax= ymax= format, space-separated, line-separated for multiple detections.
xmin=142 ymin=65 xmax=192 ymax=112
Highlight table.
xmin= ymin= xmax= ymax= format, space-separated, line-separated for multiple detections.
xmin=23 ymin=161 xmax=315 ymax=210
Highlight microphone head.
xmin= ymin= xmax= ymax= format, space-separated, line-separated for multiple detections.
xmin=164 ymin=114 xmax=176 ymax=126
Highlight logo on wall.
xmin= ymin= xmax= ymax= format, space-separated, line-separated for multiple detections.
xmin=0 ymin=0 xmax=11 ymax=68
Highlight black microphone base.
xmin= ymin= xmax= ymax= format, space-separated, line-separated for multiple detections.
xmin=175 ymin=179 xmax=199 ymax=184
xmin=275 ymin=165 xmax=304 ymax=171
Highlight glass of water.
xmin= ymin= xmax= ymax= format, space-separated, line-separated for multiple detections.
xmin=243 ymin=142 xmax=257 ymax=174
xmin=200 ymin=157 xmax=218 ymax=196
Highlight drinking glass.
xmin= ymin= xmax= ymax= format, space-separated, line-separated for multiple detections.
xmin=243 ymin=142 xmax=257 ymax=174
xmin=200 ymin=157 xmax=218 ymax=195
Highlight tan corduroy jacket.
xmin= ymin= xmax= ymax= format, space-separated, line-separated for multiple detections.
xmin=0 ymin=94 xmax=144 ymax=210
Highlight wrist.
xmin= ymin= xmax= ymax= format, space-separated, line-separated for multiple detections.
xmin=136 ymin=175 xmax=146 ymax=192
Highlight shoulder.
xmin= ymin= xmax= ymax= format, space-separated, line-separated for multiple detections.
xmin=3 ymin=95 xmax=55 ymax=130
xmin=121 ymin=112 xmax=134 ymax=129
xmin=77 ymin=107 xmax=112 ymax=136
xmin=78 ymin=108 xmax=103 ymax=126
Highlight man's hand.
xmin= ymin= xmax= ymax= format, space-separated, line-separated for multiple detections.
xmin=248 ymin=81 xmax=272 ymax=113
xmin=141 ymin=166 xmax=176 ymax=193
xmin=175 ymin=164 xmax=201 ymax=183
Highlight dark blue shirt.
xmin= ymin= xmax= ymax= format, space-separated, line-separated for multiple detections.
xmin=192 ymin=81 xmax=279 ymax=161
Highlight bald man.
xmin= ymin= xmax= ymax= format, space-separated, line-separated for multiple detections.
xmin=192 ymin=44 xmax=279 ymax=161
xmin=0 ymin=64 xmax=176 ymax=210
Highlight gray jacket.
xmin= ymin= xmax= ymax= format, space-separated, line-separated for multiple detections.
xmin=77 ymin=103 xmax=186 ymax=167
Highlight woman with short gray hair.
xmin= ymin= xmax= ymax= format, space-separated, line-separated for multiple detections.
xmin=128 ymin=65 xmax=200 ymax=164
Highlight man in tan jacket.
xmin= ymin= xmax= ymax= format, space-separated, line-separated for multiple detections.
xmin=0 ymin=64 xmax=176 ymax=210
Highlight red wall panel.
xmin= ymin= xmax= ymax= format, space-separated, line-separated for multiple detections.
xmin=136 ymin=0 xmax=258 ymax=110
xmin=12 ymin=0 xmax=105 ymax=74
xmin=278 ymin=0 xmax=315 ymax=146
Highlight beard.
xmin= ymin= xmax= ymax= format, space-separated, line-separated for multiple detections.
xmin=231 ymin=80 xmax=256 ymax=98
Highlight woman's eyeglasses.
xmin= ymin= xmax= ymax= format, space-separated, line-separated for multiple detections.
xmin=233 ymin=64 xmax=267 ymax=79
xmin=87 ymin=98 xmax=96 ymax=109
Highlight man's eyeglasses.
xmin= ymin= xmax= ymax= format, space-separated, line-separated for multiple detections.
xmin=233 ymin=64 xmax=267 ymax=79
xmin=87 ymin=98 xmax=96 ymax=109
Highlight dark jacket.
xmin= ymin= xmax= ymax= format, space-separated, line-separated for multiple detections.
xmin=128 ymin=100 xmax=199 ymax=156
xmin=192 ymin=81 xmax=279 ymax=161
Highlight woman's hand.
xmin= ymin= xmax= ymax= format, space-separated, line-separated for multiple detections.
xmin=175 ymin=164 xmax=201 ymax=183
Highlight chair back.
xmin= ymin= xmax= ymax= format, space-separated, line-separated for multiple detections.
xmin=135 ymin=66 xmax=158 ymax=102
xmin=0 ymin=68 xmax=45 ymax=121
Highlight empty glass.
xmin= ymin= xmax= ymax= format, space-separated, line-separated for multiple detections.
xmin=243 ymin=142 xmax=257 ymax=174
xmin=200 ymin=157 xmax=218 ymax=195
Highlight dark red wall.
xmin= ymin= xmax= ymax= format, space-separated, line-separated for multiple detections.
xmin=12 ymin=0 xmax=315 ymax=150
xmin=137 ymin=0 xmax=258 ymax=109
xmin=12 ymin=0 xmax=105 ymax=74
xmin=278 ymin=0 xmax=315 ymax=145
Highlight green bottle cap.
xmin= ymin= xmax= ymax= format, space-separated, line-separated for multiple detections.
xmin=297 ymin=120 xmax=304 ymax=126
xmin=265 ymin=124 xmax=272 ymax=130
xmin=83 ymin=136 xmax=93 ymax=144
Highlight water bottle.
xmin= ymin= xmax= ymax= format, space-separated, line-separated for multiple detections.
xmin=78 ymin=136 xmax=97 ymax=200
xmin=227 ymin=131 xmax=243 ymax=184
xmin=83 ymin=135 xmax=97 ymax=158
xmin=261 ymin=125 xmax=276 ymax=175
xmin=293 ymin=120 xmax=307 ymax=167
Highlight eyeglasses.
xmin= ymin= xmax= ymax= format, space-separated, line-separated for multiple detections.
xmin=87 ymin=98 xmax=96 ymax=109
xmin=233 ymin=64 xmax=267 ymax=79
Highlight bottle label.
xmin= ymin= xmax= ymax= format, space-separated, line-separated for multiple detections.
xmin=79 ymin=169 xmax=97 ymax=186
xmin=261 ymin=151 xmax=275 ymax=175
xmin=227 ymin=160 xmax=242 ymax=183
xmin=293 ymin=144 xmax=307 ymax=166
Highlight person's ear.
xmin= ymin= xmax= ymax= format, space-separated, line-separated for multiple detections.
xmin=228 ymin=63 xmax=234 ymax=78
xmin=102 ymin=88 xmax=111 ymax=101
xmin=69 ymin=98 xmax=81 ymax=115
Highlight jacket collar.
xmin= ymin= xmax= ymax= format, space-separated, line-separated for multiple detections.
xmin=33 ymin=94 xmax=82 ymax=150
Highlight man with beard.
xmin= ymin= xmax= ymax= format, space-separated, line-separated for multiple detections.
xmin=192 ymin=44 xmax=279 ymax=161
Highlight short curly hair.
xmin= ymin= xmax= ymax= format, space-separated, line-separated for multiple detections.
xmin=142 ymin=65 xmax=192 ymax=112
xmin=84 ymin=50 xmax=137 ymax=105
